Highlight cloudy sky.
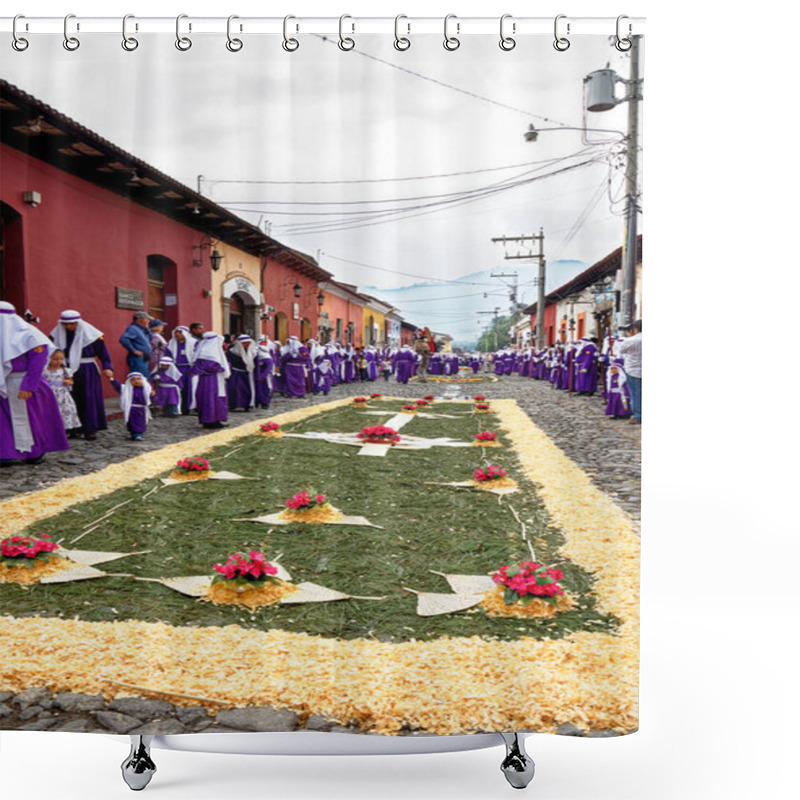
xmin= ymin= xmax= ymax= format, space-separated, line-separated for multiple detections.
xmin=3 ymin=29 xmax=636 ymax=343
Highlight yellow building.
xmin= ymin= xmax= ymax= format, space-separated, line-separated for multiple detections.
xmin=209 ymin=241 xmax=265 ymax=338
xmin=360 ymin=294 xmax=392 ymax=347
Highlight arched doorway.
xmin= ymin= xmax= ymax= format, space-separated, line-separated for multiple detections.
xmin=147 ymin=255 xmax=177 ymax=333
xmin=222 ymin=276 xmax=261 ymax=338
xmin=300 ymin=318 xmax=312 ymax=342
xmin=229 ymin=292 xmax=245 ymax=338
xmin=0 ymin=202 xmax=24 ymax=311
xmin=274 ymin=311 xmax=288 ymax=343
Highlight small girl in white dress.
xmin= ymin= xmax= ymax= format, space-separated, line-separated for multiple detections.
xmin=45 ymin=348 xmax=81 ymax=435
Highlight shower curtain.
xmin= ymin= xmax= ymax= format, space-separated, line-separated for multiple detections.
xmin=0 ymin=17 xmax=642 ymax=741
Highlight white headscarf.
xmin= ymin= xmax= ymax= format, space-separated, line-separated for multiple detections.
xmin=0 ymin=302 xmax=52 ymax=397
xmin=157 ymin=355 xmax=183 ymax=383
xmin=281 ymin=336 xmax=302 ymax=358
xmin=305 ymin=338 xmax=322 ymax=362
xmin=119 ymin=372 xmax=152 ymax=425
xmin=50 ymin=310 xmax=104 ymax=372
xmin=229 ymin=335 xmax=257 ymax=371
xmin=167 ymin=325 xmax=195 ymax=365
xmin=317 ymin=358 xmax=333 ymax=375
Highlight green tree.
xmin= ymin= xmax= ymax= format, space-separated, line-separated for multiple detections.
xmin=477 ymin=315 xmax=513 ymax=352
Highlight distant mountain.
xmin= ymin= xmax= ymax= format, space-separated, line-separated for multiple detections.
xmin=362 ymin=260 xmax=588 ymax=348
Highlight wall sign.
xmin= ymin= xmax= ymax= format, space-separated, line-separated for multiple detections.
xmin=115 ymin=287 xmax=145 ymax=310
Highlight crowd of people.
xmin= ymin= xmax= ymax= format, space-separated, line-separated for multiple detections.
xmin=0 ymin=299 xmax=641 ymax=467
xmin=487 ymin=320 xmax=643 ymax=424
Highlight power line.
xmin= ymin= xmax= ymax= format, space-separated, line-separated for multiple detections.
xmin=323 ymin=253 xmax=500 ymax=286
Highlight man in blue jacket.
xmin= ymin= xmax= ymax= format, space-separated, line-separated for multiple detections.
xmin=119 ymin=311 xmax=153 ymax=378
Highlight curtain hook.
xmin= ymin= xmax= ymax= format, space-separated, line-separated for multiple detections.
xmin=339 ymin=14 xmax=355 ymax=51
xmin=394 ymin=14 xmax=411 ymax=51
xmin=175 ymin=13 xmax=192 ymax=51
xmin=63 ymin=13 xmax=80 ymax=51
xmin=282 ymin=15 xmax=299 ymax=51
xmin=443 ymin=14 xmax=460 ymax=51
xmin=615 ymin=15 xmax=632 ymax=51
xmin=12 ymin=15 xmax=29 ymax=51
xmin=226 ymin=15 xmax=243 ymax=51
xmin=122 ymin=14 xmax=139 ymax=51
xmin=553 ymin=14 xmax=570 ymax=51
xmin=499 ymin=14 xmax=516 ymax=51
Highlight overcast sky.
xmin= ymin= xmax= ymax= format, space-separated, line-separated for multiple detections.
xmin=3 ymin=31 xmax=637 ymax=341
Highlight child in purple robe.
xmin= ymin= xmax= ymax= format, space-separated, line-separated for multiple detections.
xmin=190 ymin=332 xmax=230 ymax=428
xmin=280 ymin=338 xmax=310 ymax=398
xmin=605 ymin=359 xmax=632 ymax=418
xmin=152 ymin=355 xmax=182 ymax=416
xmin=227 ymin=335 xmax=257 ymax=411
xmin=312 ymin=359 xmax=334 ymax=395
xmin=111 ymin=372 xmax=153 ymax=441
xmin=254 ymin=338 xmax=275 ymax=409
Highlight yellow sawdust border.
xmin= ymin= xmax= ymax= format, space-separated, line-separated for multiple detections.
xmin=0 ymin=396 xmax=639 ymax=736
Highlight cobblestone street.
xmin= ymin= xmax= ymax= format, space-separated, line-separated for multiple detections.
xmin=1 ymin=375 xmax=640 ymax=734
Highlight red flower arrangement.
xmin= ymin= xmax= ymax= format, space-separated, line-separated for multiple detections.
xmin=474 ymin=403 xmax=491 ymax=412
xmin=473 ymin=395 xmax=486 ymax=401
xmin=370 ymin=392 xmax=382 ymax=399
xmin=423 ymin=395 xmax=435 ymax=402
xmin=415 ymin=399 xmax=430 ymax=407
xmin=475 ymin=431 xmax=498 ymax=442
xmin=357 ymin=425 xmax=401 ymax=444
xmin=285 ymin=491 xmax=327 ymax=512
xmin=353 ymin=396 xmax=368 ymax=405
xmin=212 ymin=551 xmax=280 ymax=587
xmin=1 ymin=534 xmax=59 ymax=567
xmin=401 ymin=404 xmax=418 ymax=413
xmin=175 ymin=456 xmax=211 ymax=473
xmin=260 ymin=422 xmax=281 ymax=433
xmin=473 ymin=465 xmax=507 ymax=482
xmin=491 ymin=562 xmax=565 ymax=607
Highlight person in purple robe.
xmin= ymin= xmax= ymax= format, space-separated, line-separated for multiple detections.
xmin=574 ymin=337 xmax=599 ymax=394
xmin=189 ymin=332 xmax=230 ymax=428
xmin=393 ymin=345 xmax=416 ymax=384
xmin=166 ymin=325 xmax=195 ymax=413
xmin=151 ymin=355 xmax=182 ymax=416
xmin=226 ymin=335 xmax=257 ymax=412
xmin=110 ymin=372 xmax=152 ymax=440
xmin=365 ymin=347 xmax=379 ymax=381
xmin=312 ymin=358 xmax=335 ymax=395
xmin=605 ymin=358 xmax=632 ymax=418
xmin=429 ymin=354 xmax=443 ymax=375
xmin=50 ymin=309 xmax=114 ymax=440
xmin=280 ymin=336 xmax=310 ymax=398
xmin=1 ymin=302 xmax=69 ymax=465
xmin=342 ymin=345 xmax=356 ymax=383
xmin=254 ymin=336 xmax=275 ymax=409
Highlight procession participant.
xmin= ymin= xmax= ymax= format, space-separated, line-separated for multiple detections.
xmin=254 ymin=336 xmax=276 ymax=409
xmin=312 ymin=358 xmax=335 ymax=395
xmin=151 ymin=354 xmax=183 ymax=416
xmin=111 ymin=372 xmax=153 ymax=441
xmin=1 ymin=302 xmax=69 ymax=465
xmin=618 ymin=320 xmax=642 ymax=424
xmin=413 ymin=332 xmax=431 ymax=382
xmin=574 ymin=337 xmax=599 ymax=395
xmin=429 ymin=352 xmax=443 ymax=375
xmin=342 ymin=343 xmax=355 ymax=383
xmin=605 ymin=357 xmax=632 ymax=419
xmin=189 ymin=322 xmax=205 ymax=341
xmin=280 ymin=336 xmax=310 ymax=398
xmin=189 ymin=332 xmax=230 ymax=428
xmin=166 ymin=325 xmax=194 ymax=412
xmin=147 ymin=319 xmax=169 ymax=376
xmin=470 ymin=354 xmax=481 ymax=374
xmin=45 ymin=348 xmax=81 ymax=435
xmin=119 ymin=310 xmax=153 ymax=380
xmin=226 ymin=334 xmax=257 ymax=411
xmin=365 ymin=346 xmax=379 ymax=381
xmin=52 ymin=309 xmax=114 ymax=440
xmin=393 ymin=344 xmax=416 ymax=384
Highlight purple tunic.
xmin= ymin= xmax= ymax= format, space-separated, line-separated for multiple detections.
xmin=0 ymin=348 xmax=69 ymax=459
xmin=394 ymin=350 xmax=416 ymax=384
xmin=281 ymin=354 xmax=310 ymax=397
xmin=153 ymin=373 xmax=182 ymax=407
xmin=574 ymin=345 xmax=598 ymax=393
xmin=605 ymin=361 xmax=631 ymax=417
xmin=111 ymin=379 xmax=150 ymax=434
xmin=191 ymin=358 xmax=229 ymax=424
xmin=65 ymin=334 xmax=112 ymax=434
xmin=227 ymin=352 xmax=255 ymax=410
xmin=255 ymin=353 xmax=274 ymax=407
xmin=313 ymin=366 xmax=334 ymax=393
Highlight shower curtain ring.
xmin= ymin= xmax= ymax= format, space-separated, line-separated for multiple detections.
xmin=339 ymin=15 xmax=355 ymax=51
xmin=226 ymin=15 xmax=243 ymax=51
xmin=175 ymin=14 xmax=192 ymax=51
xmin=615 ymin=15 xmax=632 ymax=51
xmin=443 ymin=14 xmax=460 ymax=51
xmin=122 ymin=14 xmax=139 ymax=51
xmin=12 ymin=15 xmax=29 ymax=51
xmin=553 ymin=15 xmax=570 ymax=51
xmin=394 ymin=15 xmax=411 ymax=51
xmin=63 ymin=14 xmax=80 ymax=51
xmin=499 ymin=14 xmax=516 ymax=51
xmin=282 ymin=15 xmax=299 ymax=51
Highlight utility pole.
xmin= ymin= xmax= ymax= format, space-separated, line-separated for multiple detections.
xmin=491 ymin=229 xmax=546 ymax=349
xmin=477 ymin=307 xmax=501 ymax=351
xmin=621 ymin=35 xmax=642 ymax=328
